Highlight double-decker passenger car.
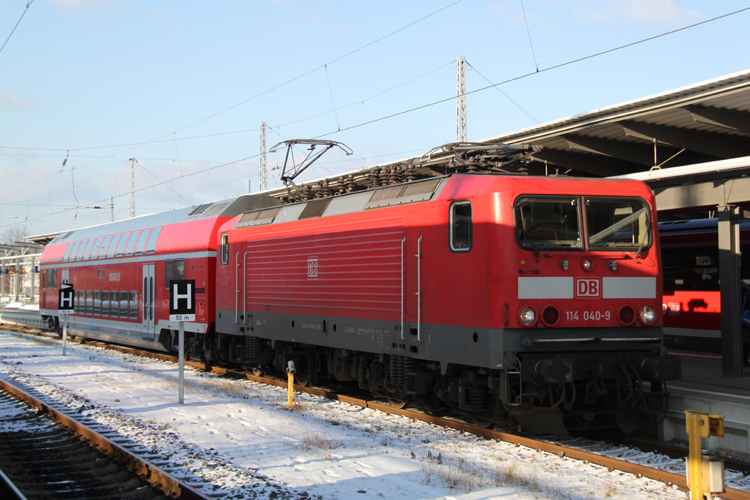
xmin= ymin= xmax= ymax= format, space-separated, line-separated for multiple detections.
xmin=39 ymin=195 xmax=277 ymax=350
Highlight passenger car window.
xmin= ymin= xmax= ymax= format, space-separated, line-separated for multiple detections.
xmin=125 ymin=230 xmax=141 ymax=256
xmin=83 ymin=239 xmax=96 ymax=260
xmin=75 ymin=240 xmax=88 ymax=261
xmin=98 ymin=235 xmax=112 ymax=259
xmin=119 ymin=291 xmax=129 ymax=318
xmin=116 ymin=233 xmax=130 ymax=257
xmin=62 ymin=242 xmax=74 ymax=262
xmin=91 ymin=237 xmax=105 ymax=260
xmin=173 ymin=259 xmax=186 ymax=280
xmin=135 ymin=229 xmax=150 ymax=255
xmin=165 ymin=259 xmax=173 ymax=289
xmin=129 ymin=291 xmax=138 ymax=320
xmin=145 ymin=227 xmax=161 ymax=254
xmin=110 ymin=290 xmax=119 ymax=317
xmin=221 ymin=233 xmax=229 ymax=265
xmin=450 ymin=201 xmax=472 ymax=252
xmin=106 ymin=234 xmax=118 ymax=258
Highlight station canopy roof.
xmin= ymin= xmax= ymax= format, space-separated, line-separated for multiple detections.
xmin=481 ymin=69 xmax=750 ymax=178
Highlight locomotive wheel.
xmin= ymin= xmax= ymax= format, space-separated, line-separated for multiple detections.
xmin=43 ymin=316 xmax=57 ymax=332
xmin=384 ymin=397 xmax=409 ymax=409
xmin=213 ymin=337 xmax=231 ymax=367
xmin=470 ymin=416 xmax=494 ymax=429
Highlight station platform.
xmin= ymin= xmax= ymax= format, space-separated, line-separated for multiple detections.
xmin=661 ymin=352 xmax=750 ymax=456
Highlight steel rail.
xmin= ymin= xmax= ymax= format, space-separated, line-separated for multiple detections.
xmin=4 ymin=322 xmax=750 ymax=499
xmin=0 ymin=377 xmax=212 ymax=500
xmin=0 ymin=468 xmax=26 ymax=500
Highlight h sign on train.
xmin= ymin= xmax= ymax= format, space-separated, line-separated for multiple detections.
xmin=169 ymin=279 xmax=195 ymax=322
xmin=58 ymin=283 xmax=75 ymax=314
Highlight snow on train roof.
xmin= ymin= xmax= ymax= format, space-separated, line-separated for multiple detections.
xmin=48 ymin=194 xmax=278 ymax=245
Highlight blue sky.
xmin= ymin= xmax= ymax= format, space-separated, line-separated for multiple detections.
xmin=1 ymin=0 xmax=749 ymax=237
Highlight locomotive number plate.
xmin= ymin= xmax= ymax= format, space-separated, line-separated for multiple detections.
xmin=566 ymin=310 xmax=612 ymax=321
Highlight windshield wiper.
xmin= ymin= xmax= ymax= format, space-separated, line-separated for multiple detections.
xmin=635 ymin=221 xmax=651 ymax=259
xmin=519 ymin=210 xmax=540 ymax=258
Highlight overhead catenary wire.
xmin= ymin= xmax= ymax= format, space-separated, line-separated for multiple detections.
xmin=0 ymin=0 xmax=33 ymax=57
xmin=3 ymin=5 xmax=749 ymax=231
xmin=466 ymin=61 xmax=540 ymax=124
xmin=519 ymin=0 xmax=539 ymax=71
xmin=166 ymin=0 xmax=465 ymax=139
xmin=314 ymin=5 xmax=750 ymax=139
xmin=324 ymin=65 xmax=341 ymax=131
xmin=51 ymin=1 xmax=464 ymax=178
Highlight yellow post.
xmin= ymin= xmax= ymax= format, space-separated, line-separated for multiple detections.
xmin=685 ymin=410 xmax=725 ymax=499
xmin=287 ymin=371 xmax=294 ymax=408
xmin=286 ymin=360 xmax=296 ymax=408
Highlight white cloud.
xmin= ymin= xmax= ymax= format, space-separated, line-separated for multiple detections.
xmin=151 ymin=6 xmax=166 ymax=17
xmin=0 ymin=91 xmax=38 ymax=112
xmin=573 ymin=0 xmax=700 ymax=25
xmin=304 ymin=11 xmax=325 ymax=26
xmin=49 ymin=0 xmax=124 ymax=13
xmin=622 ymin=0 xmax=699 ymax=24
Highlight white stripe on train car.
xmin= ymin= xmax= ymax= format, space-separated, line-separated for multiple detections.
xmin=518 ymin=277 xmax=656 ymax=299
xmin=602 ymin=277 xmax=656 ymax=298
xmin=39 ymin=251 xmax=217 ymax=269
xmin=518 ymin=277 xmax=573 ymax=299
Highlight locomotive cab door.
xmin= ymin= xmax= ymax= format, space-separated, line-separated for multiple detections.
xmin=142 ymin=264 xmax=156 ymax=340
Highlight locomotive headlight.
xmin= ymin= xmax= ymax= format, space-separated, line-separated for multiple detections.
xmin=639 ymin=305 xmax=657 ymax=325
xmin=519 ymin=306 xmax=537 ymax=326
xmin=581 ymin=258 xmax=594 ymax=271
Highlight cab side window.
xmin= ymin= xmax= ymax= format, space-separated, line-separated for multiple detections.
xmin=450 ymin=201 xmax=472 ymax=252
xmin=221 ymin=233 xmax=229 ymax=265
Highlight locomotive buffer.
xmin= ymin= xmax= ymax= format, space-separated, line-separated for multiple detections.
xmin=58 ymin=284 xmax=74 ymax=356
xmin=169 ymin=280 xmax=195 ymax=404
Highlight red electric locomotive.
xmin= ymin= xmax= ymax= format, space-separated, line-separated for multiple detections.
xmin=38 ymin=195 xmax=277 ymax=350
xmin=212 ymin=173 xmax=680 ymax=431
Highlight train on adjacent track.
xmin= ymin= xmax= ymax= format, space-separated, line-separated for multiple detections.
xmin=37 ymin=144 xmax=681 ymax=432
xmin=659 ymin=218 xmax=750 ymax=355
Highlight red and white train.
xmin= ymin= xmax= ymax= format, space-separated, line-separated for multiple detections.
xmin=39 ymin=172 xmax=680 ymax=431
xmin=659 ymin=218 xmax=750 ymax=355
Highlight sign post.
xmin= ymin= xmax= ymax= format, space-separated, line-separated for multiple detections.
xmin=169 ymin=280 xmax=195 ymax=404
xmin=58 ymin=284 xmax=75 ymax=356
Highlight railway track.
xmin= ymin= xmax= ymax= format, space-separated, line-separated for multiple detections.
xmin=4 ymin=321 xmax=750 ymax=499
xmin=0 ymin=375 xmax=211 ymax=500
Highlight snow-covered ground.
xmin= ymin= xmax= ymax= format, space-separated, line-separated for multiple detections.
xmin=1 ymin=301 xmax=39 ymax=310
xmin=0 ymin=330 xmax=687 ymax=499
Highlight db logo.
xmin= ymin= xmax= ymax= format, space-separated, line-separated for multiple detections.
xmin=307 ymin=257 xmax=318 ymax=279
xmin=575 ymin=278 xmax=601 ymax=298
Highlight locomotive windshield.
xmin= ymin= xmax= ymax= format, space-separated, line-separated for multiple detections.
xmin=584 ymin=197 xmax=651 ymax=251
xmin=514 ymin=195 xmax=652 ymax=252
xmin=514 ymin=196 xmax=582 ymax=251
